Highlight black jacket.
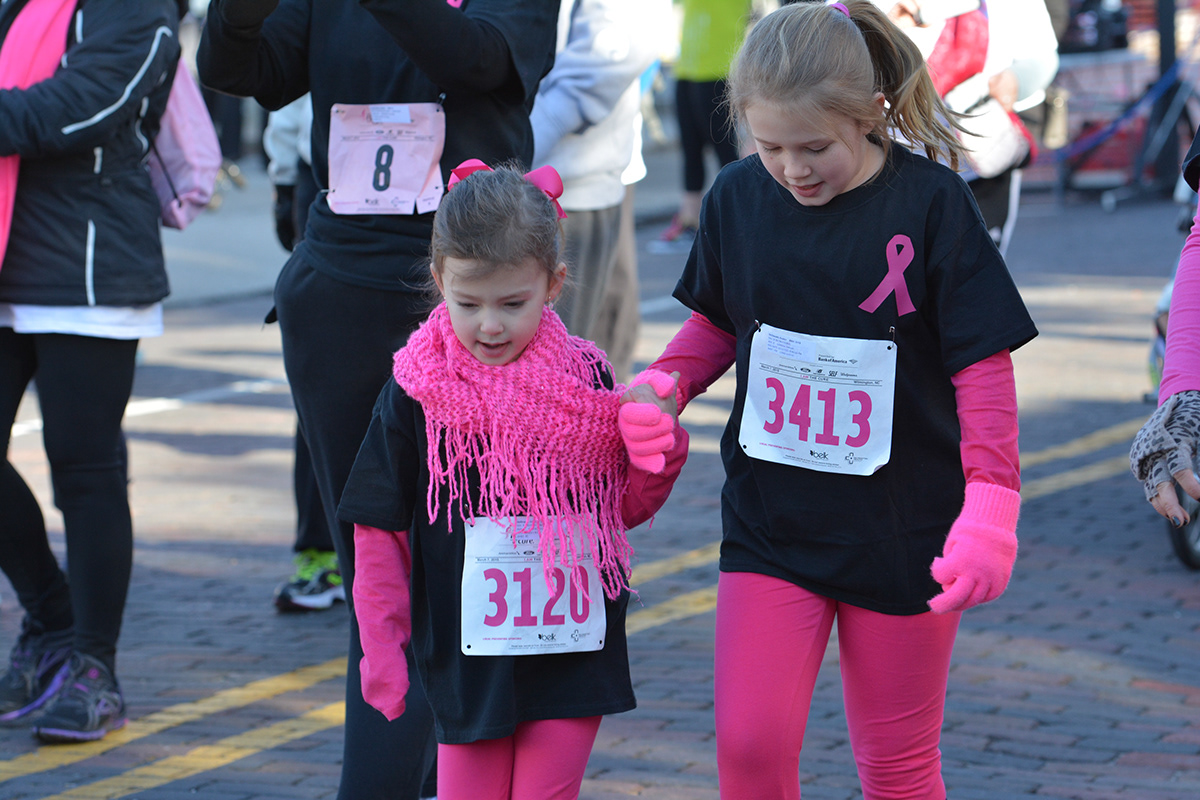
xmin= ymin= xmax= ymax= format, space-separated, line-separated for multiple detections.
xmin=0 ymin=0 xmax=180 ymax=307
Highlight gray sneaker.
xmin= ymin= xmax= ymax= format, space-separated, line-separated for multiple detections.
xmin=32 ymin=652 xmax=126 ymax=743
xmin=0 ymin=625 xmax=73 ymax=724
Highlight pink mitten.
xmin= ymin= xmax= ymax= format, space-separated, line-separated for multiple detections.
xmin=928 ymin=482 xmax=1020 ymax=614
xmin=353 ymin=525 xmax=413 ymax=721
xmin=619 ymin=369 xmax=678 ymax=474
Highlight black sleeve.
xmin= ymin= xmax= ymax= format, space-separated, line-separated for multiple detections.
xmin=0 ymin=2 xmax=179 ymax=158
xmin=196 ymin=0 xmax=310 ymax=110
xmin=337 ymin=380 xmax=424 ymax=532
xmin=1185 ymin=127 xmax=1200 ymax=193
xmin=925 ymin=178 xmax=1038 ymax=375
xmin=360 ymin=0 xmax=558 ymax=100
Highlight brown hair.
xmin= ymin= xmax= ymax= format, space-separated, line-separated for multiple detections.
xmin=727 ymin=1 xmax=968 ymax=169
xmin=430 ymin=163 xmax=563 ymax=281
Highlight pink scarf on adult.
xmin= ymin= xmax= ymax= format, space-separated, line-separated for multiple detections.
xmin=393 ymin=302 xmax=633 ymax=599
xmin=0 ymin=0 xmax=76 ymax=269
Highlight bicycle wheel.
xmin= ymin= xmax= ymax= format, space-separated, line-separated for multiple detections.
xmin=1168 ymin=484 xmax=1200 ymax=570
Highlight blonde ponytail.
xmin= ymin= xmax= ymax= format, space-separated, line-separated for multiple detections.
xmin=728 ymin=1 xmax=969 ymax=170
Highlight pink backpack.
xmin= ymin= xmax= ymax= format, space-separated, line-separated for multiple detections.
xmin=148 ymin=58 xmax=222 ymax=230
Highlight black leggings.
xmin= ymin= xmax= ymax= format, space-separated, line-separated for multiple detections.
xmin=675 ymin=78 xmax=739 ymax=193
xmin=0 ymin=329 xmax=138 ymax=673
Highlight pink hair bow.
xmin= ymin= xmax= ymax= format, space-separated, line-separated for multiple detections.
xmin=446 ymin=158 xmax=567 ymax=219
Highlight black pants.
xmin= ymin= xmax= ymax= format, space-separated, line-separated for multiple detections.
xmin=675 ymin=78 xmax=739 ymax=192
xmin=0 ymin=330 xmax=138 ymax=673
xmin=274 ymin=253 xmax=437 ymax=799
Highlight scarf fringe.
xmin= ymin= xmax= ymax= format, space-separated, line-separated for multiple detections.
xmin=398 ymin=304 xmax=633 ymax=599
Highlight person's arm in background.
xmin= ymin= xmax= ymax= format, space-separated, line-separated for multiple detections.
xmin=263 ymin=95 xmax=306 ymax=251
xmin=529 ymin=0 xmax=659 ymax=165
xmin=196 ymin=0 xmax=310 ymax=110
xmin=359 ymin=0 xmax=555 ymax=96
xmin=0 ymin=2 xmax=179 ymax=157
xmin=982 ymin=0 xmax=1058 ymax=113
xmin=1131 ymin=191 xmax=1200 ymax=524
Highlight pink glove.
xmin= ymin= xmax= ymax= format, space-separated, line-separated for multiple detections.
xmin=619 ymin=369 xmax=678 ymax=474
xmin=353 ymin=525 xmax=413 ymax=721
xmin=928 ymin=482 xmax=1020 ymax=614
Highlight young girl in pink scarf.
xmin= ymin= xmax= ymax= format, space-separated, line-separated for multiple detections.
xmin=337 ymin=161 xmax=685 ymax=800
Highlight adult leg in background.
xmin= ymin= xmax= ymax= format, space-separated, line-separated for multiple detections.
xmin=556 ymin=203 xmax=623 ymax=350
xmin=837 ymin=603 xmax=960 ymax=799
xmin=436 ymin=716 xmax=602 ymax=800
xmin=714 ymin=571 xmax=837 ymax=800
xmin=588 ymin=188 xmax=640 ymax=382
xmin=275 ymin=252 xmax=437 ymax=799
xmin=32 ymin=333 xmax=139 ymax=673
xmin=0 ymin=330 xmax=74 ymax=640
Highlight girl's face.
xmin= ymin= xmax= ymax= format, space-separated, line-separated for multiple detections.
xmin=433 ymin=256 xmax=566 ymax=366
xmin=745 ymin=100 xmax=885 ymax=207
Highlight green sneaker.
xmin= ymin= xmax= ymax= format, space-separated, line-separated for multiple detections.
xmin=273 ymin=549 xmax=345 ymax=612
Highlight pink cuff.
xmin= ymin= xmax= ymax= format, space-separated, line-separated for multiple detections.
xmin=960 ymin=481 xmax=1021 ymax=530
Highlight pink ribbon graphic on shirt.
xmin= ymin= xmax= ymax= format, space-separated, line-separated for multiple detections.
xmin=859 ymin=234 xmax=916 ymax=316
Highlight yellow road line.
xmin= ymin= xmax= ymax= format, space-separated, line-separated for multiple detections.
xmin=34 ymin=703 xmax=344 ymax=800
xmin=631 ymin=541 xmax=721 ymax=586
xmin=0 ymin=658 xmax=345 ymax=782
xmin=1021 ymin=455 xmax=1132 ymax=500
xmin=627 ymin=587 xmax=720 ymax=635
xmin=1022 ymin=417 xmax=1145 ymax=467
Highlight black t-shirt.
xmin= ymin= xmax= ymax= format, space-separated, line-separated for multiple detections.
xmin=675 ymin=147 xmax=1038 ymax=615
xmin=338 ymin=379 xmax=635 ymax=745
xmin=198 ymin=0 xmax=557 ymax=291
xmin=1184 ymin=128 xmax=1200 ymax=193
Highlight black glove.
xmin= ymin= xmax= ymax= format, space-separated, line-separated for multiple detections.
xmin=219 ymin=0 xmax=281 ymax=29
xmin=273 ymin=184 xmax=296 ymax=252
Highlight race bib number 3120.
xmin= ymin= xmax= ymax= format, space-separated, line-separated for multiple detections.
xmin=460 ymin=517 xmax=607 ymax=656
xmin=738 ymin=324 xmax=896 ymax=475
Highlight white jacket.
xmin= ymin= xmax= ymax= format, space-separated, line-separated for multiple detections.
xmin=530 ymin=0 xmax=664 ymax=211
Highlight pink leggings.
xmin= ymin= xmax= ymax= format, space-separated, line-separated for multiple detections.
xmin=715 ymin=572 xmax=960 ymax=800
xmin=436 ymin=716 xmax=602 ymax=800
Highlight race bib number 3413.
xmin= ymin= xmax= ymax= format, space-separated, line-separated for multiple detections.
xmin=460 ymin=518 xmax=607 ymax=656
xmin=738 ymin=324 xmax=896 ymax=475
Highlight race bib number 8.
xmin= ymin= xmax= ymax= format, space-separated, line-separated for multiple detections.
xmin=461 ymin=518 xmax=606 ymax=656
xmin=327 ymin=103 xmax=445 ymax=215
xmin=738 ymin=324 xmax=896 ymax=475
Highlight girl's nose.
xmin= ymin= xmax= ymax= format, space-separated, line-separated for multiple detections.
xmin=480 ymin=309 xmax=504 ymax=335
xmin=783 ymin=155 xmax=810 ymax=180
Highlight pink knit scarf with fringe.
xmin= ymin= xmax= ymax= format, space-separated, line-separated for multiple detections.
xmin=0 ymin=0 xmax=75 ymax=269
xmin=393 ymin=302 xmax=633 ymax=599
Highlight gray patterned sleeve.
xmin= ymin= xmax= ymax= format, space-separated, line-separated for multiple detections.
xmin=1130 ymin=390 xmax=1200 ymax=501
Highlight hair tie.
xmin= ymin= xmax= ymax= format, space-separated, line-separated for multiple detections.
xmin=446 ymin=159 xmax=568 ymax=219
xmin=827 ymin=1 xmax=849 ymax=16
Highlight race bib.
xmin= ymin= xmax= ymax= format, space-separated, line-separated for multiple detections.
xmin=738 ymin=323 xmax=896 ymax=475
xmin=460 ymin=517 xmax=607 ymax=656
xmin=327 ymin=103 xmax=445 ymax=215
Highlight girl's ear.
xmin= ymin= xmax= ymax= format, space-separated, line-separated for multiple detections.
xmin=430 ymin=263 xmax=446 ymax=297
xmin=548 ymin=262 xmax=567 ymax=302
xmin=862 ymin=92 xmax=886 ymax=135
